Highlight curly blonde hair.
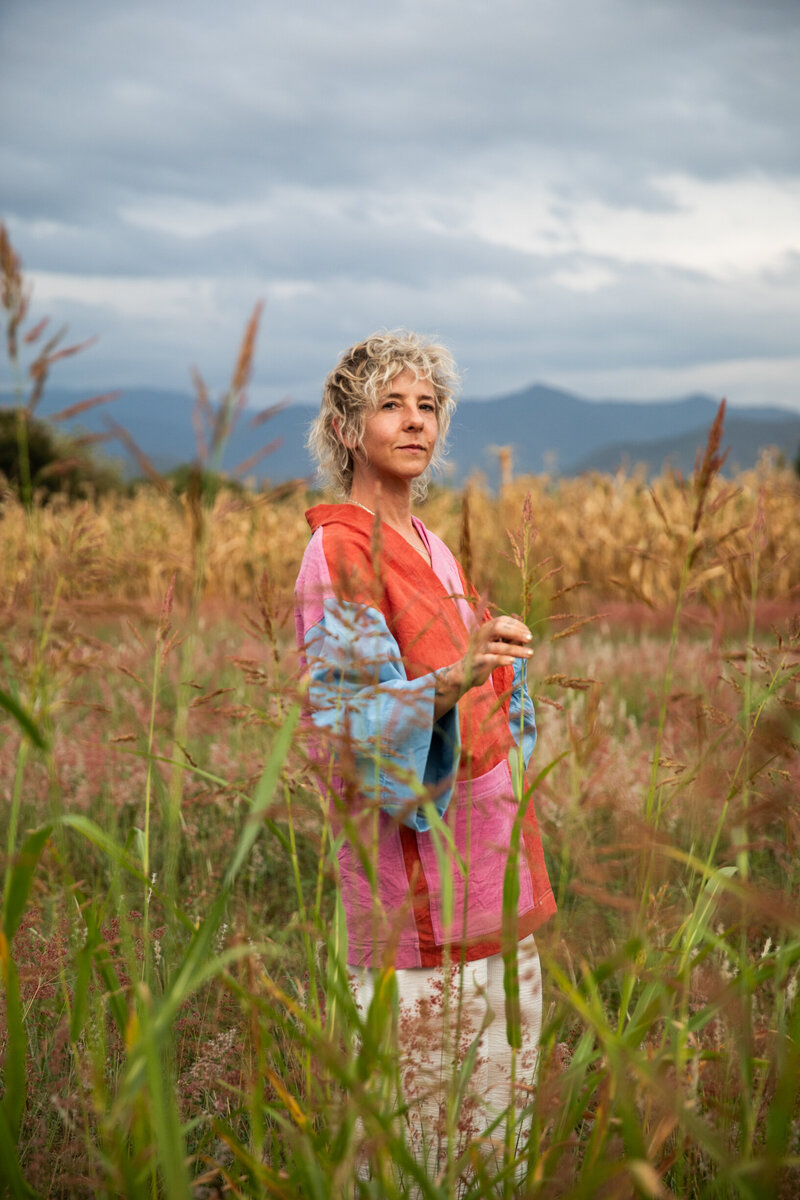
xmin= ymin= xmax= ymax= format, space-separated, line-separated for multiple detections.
xmin=307 ymin=329 xmax=460 ymax=498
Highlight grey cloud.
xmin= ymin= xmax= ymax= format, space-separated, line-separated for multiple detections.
xmin=12 ymin=249 xmax=793 ymax=404
xmin=6 ymin=193 xmax=544 ymax=287
xmin=2 ymin=0 xmax=799 ymax=410
xmin=4 ymin=0 xmax=799 ymax=208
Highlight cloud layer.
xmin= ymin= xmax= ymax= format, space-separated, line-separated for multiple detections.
xmin=2 ymin=0 xmax=799 ymax=410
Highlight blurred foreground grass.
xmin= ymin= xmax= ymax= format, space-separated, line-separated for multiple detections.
xmin=1 ymin=452 xmax=798 ymax=1198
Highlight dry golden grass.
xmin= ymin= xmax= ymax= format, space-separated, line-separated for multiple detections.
xmin=2 ymin=459 xmax=797 ymax=618
xmin=432 ymin=459 xmax=799 ymax=619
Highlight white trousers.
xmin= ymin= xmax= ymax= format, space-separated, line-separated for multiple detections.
xmin=352 ymin=935 xmax=542 ymax=1194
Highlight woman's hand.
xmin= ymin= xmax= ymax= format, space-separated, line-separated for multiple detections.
xmin=433 ymin=616 xmax=532 ymax=720
xmin=462 ymin=615 xmax=533 ymax=689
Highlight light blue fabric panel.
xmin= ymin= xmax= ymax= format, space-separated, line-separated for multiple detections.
xmin=305 ymin=599 xmax=459 ymax=831
xmin=508 ymin=656 xmax=537 ymax=768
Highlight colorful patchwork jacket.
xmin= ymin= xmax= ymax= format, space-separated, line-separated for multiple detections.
xmin=294 ymin=503 xmax=556 ymax=968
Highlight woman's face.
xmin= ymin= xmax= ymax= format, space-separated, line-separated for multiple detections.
xmin=353 ymin=369 xmax=438 ymax=489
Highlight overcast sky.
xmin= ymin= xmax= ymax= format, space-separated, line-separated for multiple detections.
xmin=2 ymin=0 xmax=799 ymax=411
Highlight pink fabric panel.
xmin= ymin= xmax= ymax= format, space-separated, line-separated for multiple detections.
xmin=293 ymin=528 xmax=332 ymax=651
xmin=415 ymin=760 xmax=535 ymax=944
xmin=337 ymin=808 xmax=421 ymax=967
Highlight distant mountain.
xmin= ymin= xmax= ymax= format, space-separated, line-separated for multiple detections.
xmin=448 ymin=385 xmax=800 ymax=478
xmin=23 ymin=383 xmax=800 ymax=486
xmin=573 ymin=416 xmax=800 ymax=477
xmin=34 ymin=387 xmax=315 ymax=482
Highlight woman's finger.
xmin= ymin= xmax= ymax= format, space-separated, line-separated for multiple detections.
xmin=486 ymin=617 xmax=531 ymax=643
xmin=484 ymin=639 xmax=533 ymax=658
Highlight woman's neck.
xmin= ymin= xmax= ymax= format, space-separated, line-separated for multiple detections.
xmin=348 ymin=484 xmax=415 ymax=535
xmin=347 ymin=483 xmax=431 ymax=565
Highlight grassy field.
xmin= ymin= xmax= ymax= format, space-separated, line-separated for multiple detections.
xmin=1 ymin=434 xmax=799 ymax=1198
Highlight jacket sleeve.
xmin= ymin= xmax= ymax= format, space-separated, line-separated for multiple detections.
xmin=304 ymin=597 xmax=460 ymax=831
xmin=507 ymin=656 xmax=537 ymax=769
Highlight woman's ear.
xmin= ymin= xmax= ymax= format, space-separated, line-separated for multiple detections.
xmin=332 ymin=417 xmax=356 ymax=452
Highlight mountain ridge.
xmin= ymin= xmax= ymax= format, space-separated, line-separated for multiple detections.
xmin=15 ymin=383 xmax=799 ymax=485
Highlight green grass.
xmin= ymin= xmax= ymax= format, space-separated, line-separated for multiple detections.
xmin=1 ymin=567 xmax=798 ymax=1198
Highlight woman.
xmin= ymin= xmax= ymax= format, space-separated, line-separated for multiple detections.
xmin=294 ymin=330 xmax=556 ymax=1186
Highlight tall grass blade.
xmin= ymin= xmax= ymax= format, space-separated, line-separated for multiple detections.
xmin=0 ymin=688 xmax=47 ymax=749
xmin=2 ymin=825 xmax=51 ymax=940
xmin=224 ymin=703 xmax=300 ymax=888
xmin=59 ymin=813 xmax=147 ymax=881
xmin=138 ymin=990 xmax=193 ymax=1200
xmin=0 ymin=935 xmax=26 ymax=1144
xmin=0 ymin=1104 xmax=41 ymax=1198
xmin=69 ymin=899 xmax=102 ymax=1044
xmin=502 ymin=751 xmax=565 ymax=1046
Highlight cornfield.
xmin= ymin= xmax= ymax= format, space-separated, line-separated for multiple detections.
xmin=1 ymin=455 xmax=797 ymax=612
